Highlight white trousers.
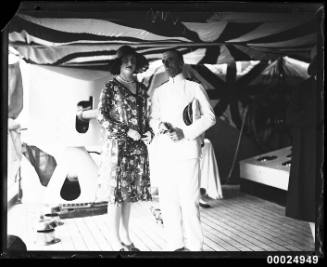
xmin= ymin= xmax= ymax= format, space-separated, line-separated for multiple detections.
xmin=158 ymin=158 xmax=203 ymax=251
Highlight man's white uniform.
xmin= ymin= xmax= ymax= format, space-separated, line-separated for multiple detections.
xmin=150 ymin=73 xmax=216 ymax=251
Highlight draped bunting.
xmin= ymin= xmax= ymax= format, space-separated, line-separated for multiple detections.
xmin=8 ymin=7 xmax=319 ymax=68
xmin=142 ymin=56 xmax=309 ymax=151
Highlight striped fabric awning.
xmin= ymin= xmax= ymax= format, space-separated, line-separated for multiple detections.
xmin=7 ymin=3 xmax=321 ymax=69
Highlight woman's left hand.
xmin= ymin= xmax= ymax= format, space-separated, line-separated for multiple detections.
xmin=141 ymin=131 xmax=152 ymax=145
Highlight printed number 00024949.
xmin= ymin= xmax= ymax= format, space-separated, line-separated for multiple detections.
xmin=267 ymin=255 xmax=319 ymax=264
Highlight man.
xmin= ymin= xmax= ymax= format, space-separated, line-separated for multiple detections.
xmin=150 ymin=49 xmax=216 ymax=251
xmin=285 ymin=56 xmax=322 ymax=243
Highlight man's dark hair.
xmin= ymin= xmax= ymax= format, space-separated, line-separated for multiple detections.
xmin=164 ymin=49 xmax=184 ymax=64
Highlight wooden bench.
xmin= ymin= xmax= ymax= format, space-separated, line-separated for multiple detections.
xmin=239 ymin=146 xmax=291 ymax=205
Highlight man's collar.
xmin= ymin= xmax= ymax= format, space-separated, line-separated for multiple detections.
xmin=169 ymin=73 xmax=185 ymax=83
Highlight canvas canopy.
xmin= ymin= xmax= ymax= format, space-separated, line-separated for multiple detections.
xmin=7 ymin=2 xmax=321 ymax=69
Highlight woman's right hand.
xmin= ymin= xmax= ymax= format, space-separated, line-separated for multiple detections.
xmin=127 ymin=128 xmax=141 ymax=141
xmin=158 ymin=122 xmax=170 ymax=134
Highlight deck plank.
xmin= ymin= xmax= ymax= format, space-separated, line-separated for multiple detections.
xmin=100 ymin=211 xmax=152 ymax=251
xmin=240 ymin=194 xmax=312 ymax=232
xmin=202 ymin=209 xmax=276 ymax=251
xmin=209 ymin=200 xmax=311 ymax=250
xmin=7 ymin=190 xmax=315 ymax=252
xmin=132 ymin=221 xmax=162 ymax=251
xmin=201 ymin=222 xmax=242 ymax=251
xmin=73 ymin=218 xmax=97 ymax=250
xmin=83 ymin=216 xmax=111 ymax=251
xmin=95 ymin=215 xmax=114 ymax=250
xmin=54 ymin=220 xmax=75 ymax=251
xmin=212 ymin=198 xmax=314 ymax=249
xmin=203 ymin=205 xmax=292 ymax=251
xmin=201 ymin=212 xmax=266 ymax=251
xmin=132 ymin=203 xmax=167 ymax=250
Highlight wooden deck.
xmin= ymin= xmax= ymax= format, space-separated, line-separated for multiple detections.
xmin=7 ymin=186 xmax=314 ymax=252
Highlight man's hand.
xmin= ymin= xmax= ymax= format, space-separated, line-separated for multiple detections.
xmin=168 ymin=127 xmax=184 ymax=142
xmin=141 ymin=131 xmax=152 ymax=145
xmin=158 ymin=122 xmax=170 ymax=134
xmin=127 ymin=128 xmax=141 ymax=141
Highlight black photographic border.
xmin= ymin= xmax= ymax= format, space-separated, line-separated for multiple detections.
xmin=0 ymin=0 xmax=324 ymax=261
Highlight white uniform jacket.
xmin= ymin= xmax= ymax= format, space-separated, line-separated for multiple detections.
xmin=150 ymin=73 xmax=216 ymax=160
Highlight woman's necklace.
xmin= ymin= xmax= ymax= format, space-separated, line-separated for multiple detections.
xmin=117 ymin=75 xmax=137 ymax=95
xmin=117 ymin=75 xmax=136 ymax=84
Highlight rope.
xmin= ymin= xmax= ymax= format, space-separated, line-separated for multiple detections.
xmin=226 ymin=106 xmax=249 ymax=183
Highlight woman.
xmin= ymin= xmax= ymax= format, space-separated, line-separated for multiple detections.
xmin=97 ymin=46 xmax=152 ymax=251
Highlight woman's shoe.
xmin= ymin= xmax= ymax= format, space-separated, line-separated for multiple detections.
xmin=112 ymin=243 xmax=128 ymax=251
xmin=121 ymin=242 xmax=140 ymax=251
xmin=174 ymin=247 xmax=185 ymax=251
xmin=199 ymin=199 xmax=211 ymax=208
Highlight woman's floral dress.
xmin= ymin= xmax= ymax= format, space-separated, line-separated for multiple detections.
xmin=97 ymin=78 xmax=152 ymax=204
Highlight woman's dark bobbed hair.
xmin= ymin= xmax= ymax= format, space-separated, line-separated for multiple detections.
xmin=109 ymin=46 xmax=149 ymax=75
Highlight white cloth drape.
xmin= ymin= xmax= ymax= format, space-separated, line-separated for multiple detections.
xmin=200 ymin=139 xmax=223 ymax=199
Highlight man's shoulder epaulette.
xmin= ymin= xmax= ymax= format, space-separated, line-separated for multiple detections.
xmin=185 ymin=78 xmax=201 ymax=84
xmin=158 ymin=80 xmax=169 ymax=87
